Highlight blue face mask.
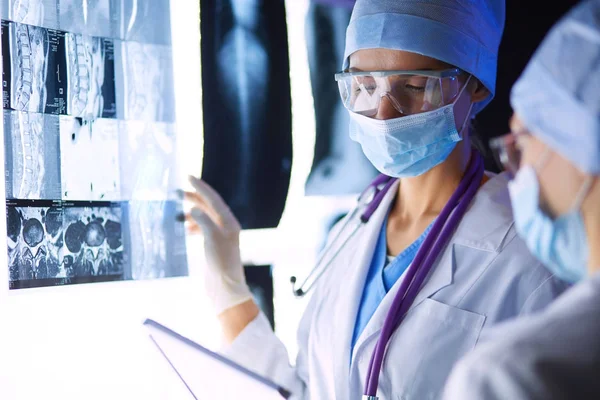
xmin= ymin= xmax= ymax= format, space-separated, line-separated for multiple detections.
xmin=348 ymin=77 xmax=472 ymax=178
xmin=508 ymin=165 xmax=592 ymax=283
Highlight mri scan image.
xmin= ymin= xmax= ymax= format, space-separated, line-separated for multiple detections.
xmin=1 ymin=20 xmax=69 ymax=115
xmin=58 ymin=0 xmax=118 ymax=38
xmin=59 ymin=116 xmax=120 ymax=201
xmin=118 ymin=121 xmax=178 ymax=200
xmin=4 ymin=110 xmax=61 ymax=200
xmin=118 ymin=0 xmax=171 ymax=45
xmin=3 ymin=20 xmax=49 ymax=113
xmin=7 ymin=200 xmax=126 ymax=288
xmin=1 ymin=0 xmax=59 ymax=30
xmin=65 ymin=33 xmax=116 ymax=119
xmin=115 ymin=40 xmax=175 ymax=122
xmin=61 ymin=202 xmax=124 ymax=280
xmin=122 ymin=200 xmax=187 ymax=280
xmin=3 ymin=0 xmax=188 ymax=289
xmin=7 ymin=201 xmax=63 ymax=286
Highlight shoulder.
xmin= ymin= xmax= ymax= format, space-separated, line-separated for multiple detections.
xmin=452 ymin=171 xmax=516 ymax=252
xmin=446 ymin=277 xmax=600 ymax=399
xmin=452 ymin=171 xmax=538 ymax=265
xmin=450 ymin=172 xmax=568 ymax=311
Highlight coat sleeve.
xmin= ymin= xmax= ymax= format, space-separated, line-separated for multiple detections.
xmin=220 ymin=309 xmax=310 ymax=399
xmin=219 ymin=213 xmax=353 ymax=399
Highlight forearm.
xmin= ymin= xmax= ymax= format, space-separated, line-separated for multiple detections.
xmin=218 ymin=299 xmax=260 ymax=344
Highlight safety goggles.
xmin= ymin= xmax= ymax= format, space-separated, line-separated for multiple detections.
xmin=489 ymin=130 xmax=531 ymax=176
xmin=334 ymin=68 xmax=465 ymax=117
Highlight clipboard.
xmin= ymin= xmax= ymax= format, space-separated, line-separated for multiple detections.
xmin=144 ymin=319 xmax=292 ymax=399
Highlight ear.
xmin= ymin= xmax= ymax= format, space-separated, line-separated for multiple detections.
xmin=469 ymin=78 xmax=490 ymax=104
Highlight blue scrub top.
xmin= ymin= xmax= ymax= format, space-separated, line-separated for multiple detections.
xmin=351 ymin=212 xmax=433 ymax=352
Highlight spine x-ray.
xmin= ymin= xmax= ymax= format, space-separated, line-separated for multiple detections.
xmin=2 ymin=0 xmax=186 ymax=290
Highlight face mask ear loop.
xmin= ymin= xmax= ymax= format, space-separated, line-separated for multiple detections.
xmin=458 ymin=101 xmax=474 ymax=139
xmin=455 ymin=75 xmax=474 ymax=139
xmin=571 ymin=176 xmax=594 ymax=212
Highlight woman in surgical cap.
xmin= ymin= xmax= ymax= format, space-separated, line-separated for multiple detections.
xmin=182 ymin=0 xmax=567 ymax=398
xmin=442 ymin=1 xmax=600 ymax=398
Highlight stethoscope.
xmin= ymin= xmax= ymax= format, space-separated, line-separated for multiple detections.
xmin=290 ymin=150 xmax=484 ymax=400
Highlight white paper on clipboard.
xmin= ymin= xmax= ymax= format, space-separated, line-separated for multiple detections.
xmin=143 ymin=319 xmax=291 ymax=400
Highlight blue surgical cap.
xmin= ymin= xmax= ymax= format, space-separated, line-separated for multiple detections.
xmin=343 ymin=0 xmax=506 ymax=113
xmin=511 ymin=0 xmax=600 ymax=175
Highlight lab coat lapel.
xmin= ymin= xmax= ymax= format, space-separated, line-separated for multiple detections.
xmin=332 ymin=180 xmax=400 ymax=400
xmin=350 ymin=173 xmax=517 ymax=376
xmin=406 ymin=173 xmax=515 ymax=311
xmin=406 ymin=241 xmax=455 ymax=311
xmin=350 ymin=245 xmax=455 ymax=367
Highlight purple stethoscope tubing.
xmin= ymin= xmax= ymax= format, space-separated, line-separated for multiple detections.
xmin=290 ymin=174 xmax=397 ymax=297
xmin=364 ymin=152 xmax=484 ymax=397
xmin=360 ymin=174 xmax=397 ymax=223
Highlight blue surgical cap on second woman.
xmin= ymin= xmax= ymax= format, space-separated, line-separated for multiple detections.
xmin=511 ymin=0 xmax=600 ymax=175
xmin=343 ymin=0 xmax=506 ymax=113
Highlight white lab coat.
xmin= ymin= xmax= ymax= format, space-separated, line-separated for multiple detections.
xmin=223 ymin=173 xmax=568 ymax=400
xmin=442 ymin=273 xmax=600 ymax=400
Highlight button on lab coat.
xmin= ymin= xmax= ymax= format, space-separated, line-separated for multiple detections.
xmin=442 ymin=273 xmax=600 ymax=400
xmin=222 ymin=173 xmax=568 ymax=400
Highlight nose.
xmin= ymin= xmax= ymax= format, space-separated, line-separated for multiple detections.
xmin=374 ymin=94 xmax=403 ymax=120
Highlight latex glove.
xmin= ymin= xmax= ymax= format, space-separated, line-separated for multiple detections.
xmin=183 ymin=176 xmax=253 ymax=315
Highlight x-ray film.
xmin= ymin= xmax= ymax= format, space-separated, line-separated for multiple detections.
xmin=114 ymin=40 xmax=175 ymax=122
xmin=7 ymin=200 xmax=63 ymax=286
xmin=1 ymin=0 xmax=60 ymax=30
xmin=61 ymin=201 xmax=124 ymax=281
xmin=1 ymin=21 xmax=116 ymax=117
xmin=4 ymin=110 xmax=61 ymax=200
xmin=119 ymin=120 xmax=178 ymax=200
xmin=65 ymin=33 xmax=116 ymax=118
xmin=3 ymin=20 xmax=50 ymax=113
xmin=122 ymin=200 xmax=187 ymax=281
xmin=7 ymin=199 xmax=126 ymax=289
xmin=3 ymin=0 xmax=188 ymax=290
xmin=118 ymin=0 xmax=171 ymax=45
xmin=58 ymin=0 xmax=119 ymax=39
xmin=1 ymin=21 xmax=69 ymax=114
xmin=59 ymin=116 xmax=120 ymax=201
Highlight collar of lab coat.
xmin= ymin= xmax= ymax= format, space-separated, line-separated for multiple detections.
xmin=332 ymin=172 xmax=516 ymax=397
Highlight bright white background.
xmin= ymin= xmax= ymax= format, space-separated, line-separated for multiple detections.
xmin=0 ymin=1 xmax=355 ymax=399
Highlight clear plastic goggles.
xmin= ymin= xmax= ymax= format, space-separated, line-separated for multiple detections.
xmin=335 ymin=68 xmax=465 ymax=117
xmin=489 ymin=130 xmax=530 ymax=176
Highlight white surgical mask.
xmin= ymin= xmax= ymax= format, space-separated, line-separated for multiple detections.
xmin=509 ymin=156 xmax=593 ymax=283
xmin=349 ymin=76 xmax=472 ymax=178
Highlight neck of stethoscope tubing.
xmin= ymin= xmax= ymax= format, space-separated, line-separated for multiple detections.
xmin=292 ymin=211 xmax=363 ymax=297
xmin=364 ymin=154 xmax=484 ymax=395
xmin=382 ymin=154 xmax=482 ymax=335
xmin=374 ymin=155 xmax=481 ymax=337
xmin=377 ymin=162 xmax=483 ymax=349
xmin=360 ymin=177 xmax=397 ymax=223
xmin=292 ymin=176 xmax=395 ymax=297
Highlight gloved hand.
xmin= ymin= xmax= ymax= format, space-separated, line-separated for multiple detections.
xmin=183 ymin=176 xmax=253 ymax=315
